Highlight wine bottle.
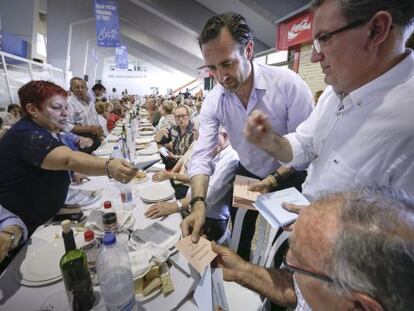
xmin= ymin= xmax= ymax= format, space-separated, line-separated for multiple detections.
xmin=60 ymin=220 xmax=95 ymax=311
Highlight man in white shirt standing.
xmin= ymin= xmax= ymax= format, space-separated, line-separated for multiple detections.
xmin=245 ymin=0 xmax=414 ymax=201
xmin=65 ymin=77 xmax=104 ymax=153
xmin=182 ymin=13 xmax=313 ymax=257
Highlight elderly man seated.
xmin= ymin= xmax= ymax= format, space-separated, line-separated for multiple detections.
xmin=155 ymin=105 xmax=194 ymax=170
xmin=212 ymin=189 xmax=414 ymax=311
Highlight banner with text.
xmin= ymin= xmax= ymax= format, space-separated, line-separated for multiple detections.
xmin=94 ymin=0 xmax=121 ymax=47
xmin=115 ymin=45 xmax=128 ymax=69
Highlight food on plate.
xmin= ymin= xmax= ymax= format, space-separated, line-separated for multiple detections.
xmin=134 ymin=170 xmax=147 ymax=181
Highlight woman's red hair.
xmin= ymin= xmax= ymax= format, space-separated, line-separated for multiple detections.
xmin=18 ymin=80 xmax=67 ymax=117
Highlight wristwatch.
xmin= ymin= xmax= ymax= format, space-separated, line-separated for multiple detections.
xmin=176 ymin=200 xmax=183 ymax=211
xmin=1 ymin=230 xmax=16 ymax=249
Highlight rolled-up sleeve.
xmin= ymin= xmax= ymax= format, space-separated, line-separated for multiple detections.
xmin=281 ymin=101 xmax=322 ymax=167
xmin=187 ymin=95 xmax=221 ymax=178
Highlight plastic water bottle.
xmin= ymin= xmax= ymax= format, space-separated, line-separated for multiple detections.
xmin=119 ymin=183 xmax=134 ymax=211
xmin=81 ymin=229 xmax=100 ymax=286
xmin=97 ymin=233 xmax=137 ymax=311
xmin=111 ymin=145 xmax=122 ymax=159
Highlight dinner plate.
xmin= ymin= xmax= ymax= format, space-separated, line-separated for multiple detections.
xmin=65 ymin=189 xmax=101 ymax=207
xmin=20 ymin=240 xmax=65 ymax=282
xmin=17 ymin=271 xmax=61 ymax=287
xmin=139 ymin=184 xmax=175 ymax=202
xmin=136 ymin=137 xmax=154 ymax=144
xmin=139 ymin=131 xmax=154 ymax=136
xmin=138 ymin=148 xmax=158 ymax=156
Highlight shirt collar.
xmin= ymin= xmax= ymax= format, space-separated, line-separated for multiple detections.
xmin=346 ymin=49 xmax=414 ymax=108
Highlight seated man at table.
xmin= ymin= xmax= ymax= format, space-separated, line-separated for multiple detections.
xmin=212 ymin=189 xmax=414 ymax=311
xmin=154 ymin=105 xmax=194 ymax=170
xmin=146 ymin=128 xmax=238 ymax=242
xmin=0 ymin=204 xmax=28 ymax=271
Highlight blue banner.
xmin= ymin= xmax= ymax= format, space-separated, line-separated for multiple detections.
xmin=94 ymin=0 xmax=121 ymax=47
xmin=115 ymin=45 xmax=128 ymax=69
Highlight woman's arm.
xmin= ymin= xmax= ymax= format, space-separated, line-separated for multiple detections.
xmin=41 ymin=146 xmax=137 ymax=182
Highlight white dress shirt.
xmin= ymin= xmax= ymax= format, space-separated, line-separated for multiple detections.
xmin=283 ymin=50 xmax=414 ymax=199
xmin=188 ymin=62 xmax=313 ymax=178
xmin=65 ymin=95 xmax=101 ymax=132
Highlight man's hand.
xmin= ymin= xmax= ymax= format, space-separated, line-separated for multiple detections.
xmin=244 ymin=110 xmax=274 ymax=149
xmin=71 ymin=173 xmax=90 ymax=185
xmin=152 ymin=171 xmax=171 ymax=182
xmin=77 ymin=136 xmax=93 ymax=149
xmin=248 ymin=176 xmax=276 ymax=194
xmin=282 ymin=202 xmax=309 ymax=231
xmin=145 ymin=202 xmax=177 ymax=218
xmin=0 ymin=232 xmax=12 ymax=263
xmin=180 ymin=201 xmax=205 ymax=243
xmin=108 ymin=159 xmax=137 ymax=183
xmin=155 ymin=128 xmax=169 ymax=142
xmin=211 ymin=242 xmax=250 ymax=283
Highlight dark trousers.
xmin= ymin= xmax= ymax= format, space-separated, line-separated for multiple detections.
xmin=204 ymin=217 xmax=228 ymax=242
xmin=230 ymin=163 xmax=307 ymax=261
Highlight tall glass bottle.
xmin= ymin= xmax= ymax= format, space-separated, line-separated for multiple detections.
xmin=59 ymin=220 xmax=95 ymax=311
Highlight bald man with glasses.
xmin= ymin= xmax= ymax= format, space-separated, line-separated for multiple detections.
xmin=213 ymin=189 xmax=414 ymax=311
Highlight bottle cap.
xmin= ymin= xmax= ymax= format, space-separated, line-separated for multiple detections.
xmin=103 ymin=201 xmax=112 ymax=209
xmin=84 ymin=230 xmax=95 ymax=241
xmin=102 ymin=232 xmax=116 ymax=246
xmin=61 ymin=220 xmax=71 ymax=233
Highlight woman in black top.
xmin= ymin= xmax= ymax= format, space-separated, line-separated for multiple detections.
xmin=0 ymin=80 xmax=137 ymax=235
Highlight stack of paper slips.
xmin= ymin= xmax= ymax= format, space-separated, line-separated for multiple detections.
xmin=254 ymin=187 xmax=310 ymax=227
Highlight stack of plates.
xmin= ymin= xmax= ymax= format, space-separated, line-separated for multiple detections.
xmin=139 ymin=130 xmax=154 ymax=136
xmin=138 ymin=148 xmax=158 ymax=156
xmin=18 ymin=241 xmax=64 ymax=286
xmin=139 ymin=184 xmax=175 ymax=203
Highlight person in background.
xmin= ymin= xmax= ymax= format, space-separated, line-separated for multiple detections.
xmin=155 ymin=105 xmax=194 ymax=170
xmin=157 ymin=100 xmax=176 ymax=130
xmin=95 ymin=101 xmax=109 ymax=136
xmin=182 ymin=12 xmax=313 ymax=260
xmin=147 ymin=97 xmax=161 ymax=127
xmin=66 ymin=77 xmax=103 ymax=153
xmin=89 ymin=83 xmax=106 ymax=103
xmin=212 ymin=189 xmax=414 ymax=311
xmin=0 ymin=117 xmax=7 ymax=140
xmin=3 ymin=104 xmax=21 ymax=126
xmin=0 ymin=204 xmax=27 ymax=265
xmin=0 ymin=80 xmax=137 ymax=235
xmin=105 ymin=102 xmax=120 ymax=132
xmin=146 ymin=128 xmax=239 ymax=242
xmin=111 ymin=100 xmax=125 ymax=119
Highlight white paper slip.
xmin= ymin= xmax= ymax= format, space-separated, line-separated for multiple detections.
xmin=254 ymin=187 xmax=310 ymax=227
xmin=159 ymin=146 xmax=169 ymax=157
xmin=212 ymin=268 xmax=229 ymax=311
xmin=194 ymin=265 xmax=213 ymax=311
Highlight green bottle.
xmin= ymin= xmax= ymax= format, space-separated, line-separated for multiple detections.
xmin=60 ymin=220 xmax=95 ymax=311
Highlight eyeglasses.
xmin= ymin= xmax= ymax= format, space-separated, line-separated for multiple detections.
xmin=175 ymin=114 xmax=188 ymax=119
xmin=313 ymin=19 xmax=368 ymax=54
xmin=281 ymin=251 xmax=333 ymax=283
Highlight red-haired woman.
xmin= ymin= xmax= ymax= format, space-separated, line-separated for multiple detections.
xmin=0 ymin=80 xmax=137 ymax=235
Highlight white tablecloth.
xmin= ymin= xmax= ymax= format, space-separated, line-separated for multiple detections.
xmin=0 ymin=174 xmax=198 ymax=311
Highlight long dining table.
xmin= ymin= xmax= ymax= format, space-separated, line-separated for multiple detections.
xmin=0 ymin=121 xmax=199 ymax=311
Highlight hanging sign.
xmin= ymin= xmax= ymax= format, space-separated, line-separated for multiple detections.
xmin=94 ymin=0 xmax=121 ymax=47
xmin=115 ymin=45 xmax=128 ymax=69
xmin=277 ymin=11 xmax=314 ymax=50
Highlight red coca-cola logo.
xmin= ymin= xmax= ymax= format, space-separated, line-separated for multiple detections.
xmin=288 ymin=17 xmax=312 ymax=40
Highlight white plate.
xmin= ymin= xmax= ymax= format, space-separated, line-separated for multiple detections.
xmin=136 ymin=137 xmax=154 ymax=144
xmin=93 ymin=148 xmax=112 ymax=156
xmin=138 ymin=149 xmax=158 ymax=156
xmin=139 ymin=131 xmax=154 ymax=136
xmin=65 ymin=189 xmax=101 ymax=207
xmin=17 ymin=271 xmax=61 ymax=287
xmin=20 ymin=240 xmax=64 ymax=282
xmin=131 ymin=175 xmax=149 ymax=184
xmin=139 ymin=184 xmax=175 ymax=202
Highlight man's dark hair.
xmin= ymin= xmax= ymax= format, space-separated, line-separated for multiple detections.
xmin=92 ymin=83 xmax=106 ymax=92
xmin=198 ymin=12 xmax=253 ymax=51
xmin=311 ymin=0 xmax=414 ymax=28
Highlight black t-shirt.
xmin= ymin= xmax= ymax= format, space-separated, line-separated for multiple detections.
xmin=0 ymin=117 xmax=70 ymax=234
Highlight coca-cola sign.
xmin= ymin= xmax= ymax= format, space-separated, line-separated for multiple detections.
xmin=277 ymin=12 xmax=314 ymax=50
